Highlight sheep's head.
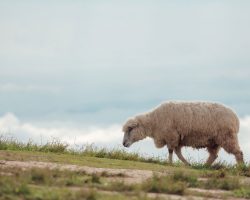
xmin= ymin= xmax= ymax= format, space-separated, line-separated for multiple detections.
xmin=122 ymin=118 xmax=146 ymax=147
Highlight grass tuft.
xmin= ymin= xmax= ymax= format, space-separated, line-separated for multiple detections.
xmin=91 ymin=173 xmax=101 ymax=184
xmin=141 ymin=173 xmax=187 ymax=195
xmin=0 ymin=136 xmax=68 ymax=153
xmin=234 ymin=188 xmax=250 ymax=199
xmin=203 ymin=176 xmax=240 ymax=190
xmin=78 ymin=144 xmax=166 ymax=165
xmin=105 ymin=181 xmax=136 ymax=192
xmin=172 ymin=171 xmax=198 ymax=187
xmin=0 ymin=177 xmax=30 ymax=196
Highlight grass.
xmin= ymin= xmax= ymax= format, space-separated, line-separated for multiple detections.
xmin=0 ymin=136 xmax=69 ymax=153
xmin=1 ymin=136 xmax=250 ymax=199
xmin=0 ymin=167 xmax=164 ymax=200
xmin=203 ymin=176 xmax=240 ymax=190
xmin=1 ymin=136 xmax=249 ymax=169
xmin=172 ymin=171 xmax=198 ymax=187
xmin=0 ymin=179 xmax=97 ymax=200
xmin=140 ymin=173 xmax=188 ymax=195
xmin=77 ymin=144 xmax=166 ymax=165
xmin=0 ymin=136 xmax=165 ymax=165
xmin=234 ymin=188 xmax=250 ymax=199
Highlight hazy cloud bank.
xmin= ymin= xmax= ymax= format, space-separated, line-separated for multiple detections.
xmin=0 ymin=113 xmax=121 ymax=145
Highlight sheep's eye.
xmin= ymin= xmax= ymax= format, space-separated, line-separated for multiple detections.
xmin=128 ymin=127 xmax=133 ymax=132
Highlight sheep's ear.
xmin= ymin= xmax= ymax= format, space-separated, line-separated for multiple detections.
xmin=123 ymin=119 xmax=138 ymax=132
xmin=127 ymin=119 xmax=138 ymax=128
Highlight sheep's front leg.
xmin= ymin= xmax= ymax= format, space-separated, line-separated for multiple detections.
xmin=174 ymin=146 xmax=190 ymax=166
xmin=168 ymin=148 xmax=173 ymax=164
xmin=206 ymin=145 xmax=220 ymax=166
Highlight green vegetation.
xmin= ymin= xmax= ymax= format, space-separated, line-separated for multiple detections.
xmin=234 ymin=188 xmax=250 ymax=199
xmin=0 ymin=136 xmax=69 ymax=153
xmin=0 ymin=167 xmax=162 ymax=200
xmin=0 ymin=177 xmax=97 ymax=200
xmin=141 ymin=172 xmax=189 ymax=195
xmin=0 ymin=136 xmax=165 ymax=165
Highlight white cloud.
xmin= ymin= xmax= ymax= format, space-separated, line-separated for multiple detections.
xmin=239 ymin=116 xmax=250 ymax=151
xmin=0 ymin=113 xmax=122 ymax=145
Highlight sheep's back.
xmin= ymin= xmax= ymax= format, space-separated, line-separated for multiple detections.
xmin=154 ymin=101 xmax=239 ymax=139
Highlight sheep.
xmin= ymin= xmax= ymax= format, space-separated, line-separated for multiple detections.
xmin=122 ymin=101 xmax=244 ymax=165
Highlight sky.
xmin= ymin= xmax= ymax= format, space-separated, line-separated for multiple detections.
xmin=0 ymin=1 xmax=250 ymax=164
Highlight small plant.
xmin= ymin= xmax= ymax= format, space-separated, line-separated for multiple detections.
xmin=172 ymin=171 xmax=198 ymax=187
xmin=105 ymin=181 xmax=136 ymax=192
xmin=91 ymin=173 xmax=101 ymax=184
xmin=0 ymin=177 xmax=30 ymax=196
xmin=203 ymin=176 xmax=240 ymax=190
xmin=234 ymin=188 xmax=250 ymax=199
xmin=141 ymin=174 xmax=186 ymax=195
xmin=100 ymin=171 xmax=125 ymax=177
xmin=40 ymin=139 xmax=69 ymax=153
xmin=30 ymin=168 xmax=48 ymax=184
xmin=65 ymin=175 xmax=82 ymax=186
xmin=235 ymin=164 xmax=250 ymax=177
xmin=202 ymin=168 xmax=227 ymax=179
xmin=83 ymin=189 xmax=97 ymax=200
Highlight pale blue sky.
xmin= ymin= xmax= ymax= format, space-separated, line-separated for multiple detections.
xmin=0 ymin=1 xmax=250 ymax=162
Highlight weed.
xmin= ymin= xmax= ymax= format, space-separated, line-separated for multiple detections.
xmin=172 ymin=171 xmax=198 ymax=187
xmin=203 ymin=177 xmax=240 ymax=190
xmin=39 ymin=139 xmax=69 ymax=153
xmin=30 ymin=168 xmax=47 ymax=184
xmin=201 ymin=169 xmax=227 ymax=179
xmin=234 ymin=188 xmax=250 ymax=199
xmin=77 ymin=189 xmax=97 ymax=200
xmin=234 ymin=164 xmax=250 ymax=177
xmin=100 ymin=171 xmax=125 ymax=177
xmin=105 ymin=181 xmax=136 ymax=192
xmin=0 ymin=177 xmax=30 ymax=196
xmin=91 ymin=173 xmax=101 ymax=184
xmin=141 ymin=174 xmax=186 ymax=195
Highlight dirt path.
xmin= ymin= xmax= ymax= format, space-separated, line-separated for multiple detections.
xmin=0 ymin=160 xmax=154 ymax=184
xmin=0 ymin=160 xmax=248 ymax=200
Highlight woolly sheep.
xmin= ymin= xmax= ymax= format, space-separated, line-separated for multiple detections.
xmin=122 ymin=101 xmax=244 ymax=165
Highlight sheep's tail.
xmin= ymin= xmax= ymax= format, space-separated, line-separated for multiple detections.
xmin=235 ymin=115 xmax=240 ymax=134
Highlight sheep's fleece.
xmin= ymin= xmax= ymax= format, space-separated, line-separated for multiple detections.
xmin=122 ymin=101 xmax=244 ymax=165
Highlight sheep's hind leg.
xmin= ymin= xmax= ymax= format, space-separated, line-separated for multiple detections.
xmin=221 ymin=134 xmax=244 ymax=165
xmin=174 ymin=146 xmax=190 ymax=166
xmin=168 ymin=148 xmax=173 ymax=164
xmin=206 ymin=145 xmax=220 ymax=166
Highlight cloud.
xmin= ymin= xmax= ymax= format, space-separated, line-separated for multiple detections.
xmin=239 ymin=116 xmax=250 ymax=151
xmin=0 ymin=113 xmax=122 ymax=145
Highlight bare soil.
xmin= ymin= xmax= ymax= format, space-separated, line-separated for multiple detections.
xmin=0 ymin=160 xmax=248 ymax=200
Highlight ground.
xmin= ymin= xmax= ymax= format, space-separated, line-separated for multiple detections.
xmin=0 ymin=150 xmax=250 ymax=200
